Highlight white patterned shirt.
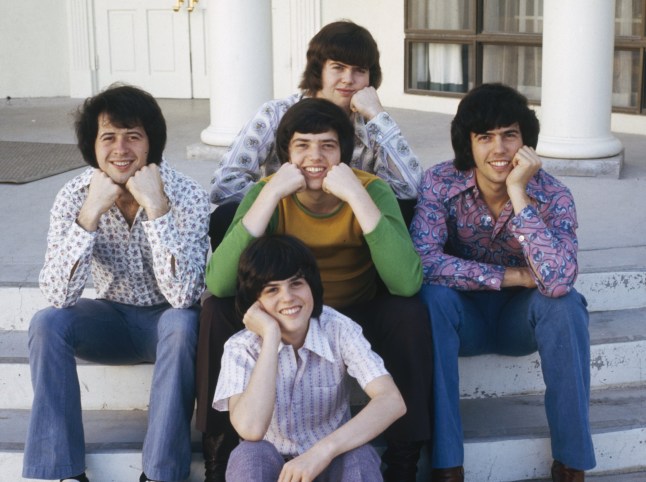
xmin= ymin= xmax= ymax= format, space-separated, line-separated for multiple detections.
xmin=209 ymin=93 xmax=422 ymax=204
xmin=39 ymin=162 xmax=210 ymax=309
xmin=213 ymin=305 xmax=389 ymax=457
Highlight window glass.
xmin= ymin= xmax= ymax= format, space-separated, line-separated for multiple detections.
xmin=408 ymin=42 xmax=473 ymax=93
xmin=407 ymin=0 xmax=472 ymax=30
xmin=482 ymin=44 xmax=542 ymax=101
xmin=615 ymin=0 xmax=642 ymax=37
xmin=612 ymin=49 xmax=640 ymax=108
xmin=483 ymin=0 xmax=543 ymax=34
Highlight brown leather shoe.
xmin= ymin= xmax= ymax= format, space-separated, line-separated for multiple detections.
xmin=431 ymin=466 xmax=464 ymax=482
xmin=551 ymin=460 xmax=584 ymax=482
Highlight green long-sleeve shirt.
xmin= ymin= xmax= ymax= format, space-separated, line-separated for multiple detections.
xmin=206 ymin=169 xmax=422 ymax=308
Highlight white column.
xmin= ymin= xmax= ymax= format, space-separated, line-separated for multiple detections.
xmin=537 ymin=0 xmax=623 ymax=177
xmin=200 ymin=0 xmax=273 ymax=146
xmin=272 ymin=0 xmax=321 ymax=97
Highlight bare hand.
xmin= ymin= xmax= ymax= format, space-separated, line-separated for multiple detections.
xmin=506 ymin=146 xmax=542 ymax=193
xmin=77 ymin=169 xmax=124 ymax=231
xmin=321 ymin=163 xmax=364 ymax=203
xmin=350 ymin=86 xmax=385 ymax=121
xmin=125 ymin=164 xmax=169 ymax=219
xmin=266 ymin=163 xmax=307 ymax=201
xmin=279 ymin=447 xmax=332 ymax=482
xmin=501 ymin=267 xmax=538 ymax=288
xmin=243 ymin=302 xmax=281 ymax=341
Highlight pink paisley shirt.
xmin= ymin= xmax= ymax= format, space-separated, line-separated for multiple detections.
xmin=39 ymin=162 xmax=210 ymax=309
xmin=410 ymin=160 xmax=579 ymax=298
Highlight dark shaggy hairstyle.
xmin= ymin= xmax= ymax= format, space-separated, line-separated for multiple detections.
xmin=451 ymin=83 xmax=540 ymax=171
xmin=75 ymin=83 xmax=167 ymax=167
xmin=235 ymin=235 xmax=324 ymax=320
xmin=275 ymin=98 xmax=355 ymax=165
xmin=299 ymin=20 xmax=382 ymax=95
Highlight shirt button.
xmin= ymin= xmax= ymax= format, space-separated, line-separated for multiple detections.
xmin=485 ymin=216 xmax=492 ymax=222
xmin=491 ymin=279 xmax=497 ymax=285
xmin=518 ymin=235 xmax=525 ymax=242
xmin=478 ymin=275 xmax=484 ymax=282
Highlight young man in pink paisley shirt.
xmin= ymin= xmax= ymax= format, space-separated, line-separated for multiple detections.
xmin=410 ymin=83 xmax=594 ymax=482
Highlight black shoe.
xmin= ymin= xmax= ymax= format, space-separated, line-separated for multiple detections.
xmin=203 ymin=431 xmax=239 ymax=482
xmin=61 ymin=474 xmax=90 ymax=482
xmin=140 ymin=472 xmax=161 ymax=482
xmin=431 ymin=466 xmax=465 ymax=482
xmin=382 ymin=440 xmax=423 ymax=482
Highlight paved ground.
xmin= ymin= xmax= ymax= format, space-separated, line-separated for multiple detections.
xmin=1 ymin=96 xmax=645 ymax=285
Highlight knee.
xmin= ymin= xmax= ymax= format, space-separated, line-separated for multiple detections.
xmin=530 ymin=289 xmax=589 ymax=328
xmin=28 ymin=307 xmax=71 ymax=348
xmin=158 ymin=308 xmax=199 ymax=349
xmin=378 ymin=295 xmax=432 ymax=340
xmin=228 ymin=440 xmax=283 ymax=469
xmin=420 ymin=284 xmax=462 ymax=331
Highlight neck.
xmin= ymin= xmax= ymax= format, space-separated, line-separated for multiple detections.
xmin=295 ymin=190 xmax=342 ymax=214
xmin=115 ymin=191 xmax=140 ymax=225
xmin=475 ymin=173 xmax=510 ymax=219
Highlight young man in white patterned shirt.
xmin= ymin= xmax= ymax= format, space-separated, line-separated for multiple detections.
xmin=214 ymin=234 xmax=405 ymax=481
xmin=22 ymin=84 xmax=211 ymax=482
xmin=206 ymin=20 xmax=422 ymax=249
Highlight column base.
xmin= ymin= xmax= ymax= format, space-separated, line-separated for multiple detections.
xmin=540 ymin=150 xmax=623 ymax=178
xmin=186 ymin=142 xmax=227 ymax=162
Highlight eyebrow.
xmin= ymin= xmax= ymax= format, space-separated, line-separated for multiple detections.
xmin=290 ymin=136 xmax=338 ymax=143
xmin=263 ymin=275 xmax=302 ymax=288
xmin=477 ymin=126 xmax=520 ymax=136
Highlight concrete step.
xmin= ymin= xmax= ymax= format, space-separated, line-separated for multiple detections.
xmin=460 ymin=385 xmax=646 ymax=481
xmin=1 ymin=267 xmax=644 ymax=335
xmin=2 ymin=308 xmax=644 ymax=410
xmin=1 ymin=385 xmax=644 ymax=482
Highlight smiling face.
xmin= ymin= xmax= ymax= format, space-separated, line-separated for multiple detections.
xmin=316 ymin=60 xmax=370 ymax=113
xmin=289 ymin=130 xmax=341 ymax=191
xmin=470 ymin=123 xmax=524 ymax=192
xmin=95 ymin=113 xmax=149 ymax=185
xmin=258 ymin=275 xmax=313 ymax=346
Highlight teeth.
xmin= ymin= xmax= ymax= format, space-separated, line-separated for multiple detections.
xmin=113 ymin=161 xmax=131 ymax=167
xmin=305 ymin=167 xmax=324 ymax=173
xmin=490 ymin=161 xmax=509 ymax=167
xmin=280 ymin=307 xmax=300 ymax=315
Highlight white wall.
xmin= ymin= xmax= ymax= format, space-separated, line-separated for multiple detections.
xmin=0 ymin=0 xmax=70 ymax=98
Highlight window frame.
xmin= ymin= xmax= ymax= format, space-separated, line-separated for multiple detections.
xmin=404 ymin=0 xmax=646 ymax=114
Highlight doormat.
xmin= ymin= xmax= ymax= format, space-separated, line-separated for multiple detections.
xmin=0 ymin=141 xmax=86 ymax=184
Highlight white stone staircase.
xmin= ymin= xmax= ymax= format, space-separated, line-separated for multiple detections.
xmin=1 ymin=265 xmax=645 ymax=481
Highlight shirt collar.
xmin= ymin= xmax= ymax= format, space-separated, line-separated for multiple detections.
xmin=299 ymin=316 xmax=336 ymax=363
xmin=447 ymin=163 xmax=550 ymax=204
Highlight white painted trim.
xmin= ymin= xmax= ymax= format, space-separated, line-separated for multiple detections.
xmin=66 ymin=0 xmax=97 ymax=98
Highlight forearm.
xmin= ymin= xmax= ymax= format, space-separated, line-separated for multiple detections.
xmin=229 ymin=332 xmax=281 ymax=441
xmin=145 ymin=212 xmax=209 ymax=308
xmin=205 ymin=186 xmax=264 ymax=296
xmin=364 ymin=182 xmax=422 ymax=295
xmin=40 ymin=221 xmax=95 ymax=307
xmin=367 ymin=112 xmax=422 ymax=200
xmin=308 ymin=376 xmax=405 ymax=461
xmin=241 ymin=184 xmax=281 ymax=237
xmin=510 ymin=205 xmax=579 ymax=296
xmin=345 ymin=188 xmax=382 ymax=235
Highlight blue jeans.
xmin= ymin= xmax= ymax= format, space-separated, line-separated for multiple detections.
xmin=22 ymin=299 xmax=199 ymax=481
xmin=226 ymin=440 xmax=383 ymax=482
xmin=421 ymin=285 xmax=595 ymax=470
